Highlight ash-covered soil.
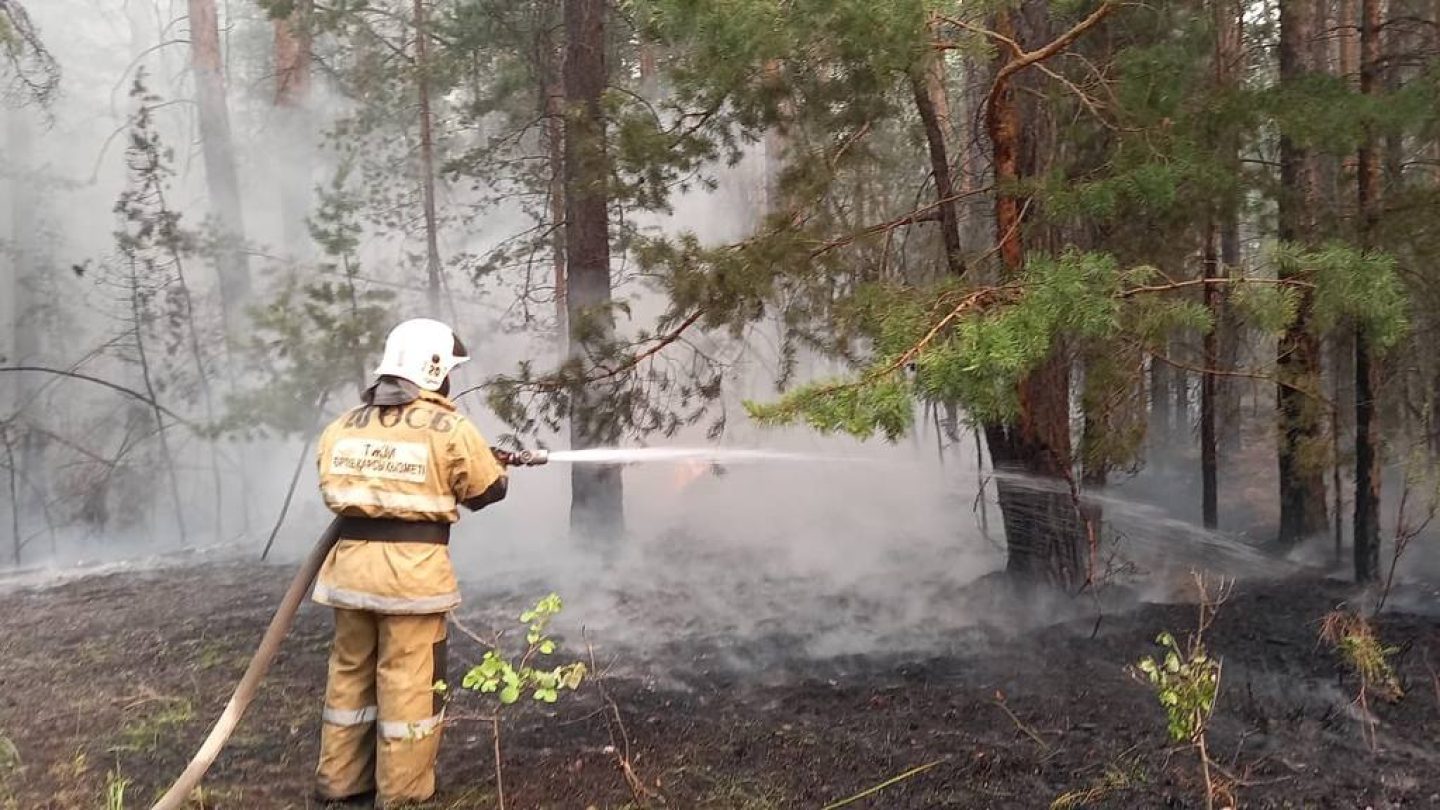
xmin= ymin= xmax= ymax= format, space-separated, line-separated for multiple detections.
xmin=0 ymin=561 xmax=1437 ymax=809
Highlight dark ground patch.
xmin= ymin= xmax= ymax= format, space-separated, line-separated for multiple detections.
xmin=0 ymin=564 xmax=1437 ymax=809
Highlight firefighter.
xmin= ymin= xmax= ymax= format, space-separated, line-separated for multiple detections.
xmin=312 ymin=318 xmax=509 ymax=807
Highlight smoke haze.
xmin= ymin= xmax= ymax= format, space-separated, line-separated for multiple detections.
xmin=4 ymin=1 xmax=1438 ymax=676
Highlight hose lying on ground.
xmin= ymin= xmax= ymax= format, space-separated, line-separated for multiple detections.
xmin=150 ymin=517 xmax=342 ymax=810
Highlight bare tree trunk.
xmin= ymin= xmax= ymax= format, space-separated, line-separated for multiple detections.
xmin=4 ymin=108 xmax=39 ymax=399
xmin=1202 ymin=224 xmax=1220 ymax=529
xmin=1353 ymin=0 xmax=1383 ymax=581
xmin=128 ymin=262 xmax=188 ymax=547
xmin=155 ymin=179 xmax=225 ymax=542
xmin=1217 ymin=218 xmax=1242 ymax=452
xmin=1216 ymin=0 xmax=1244 ymax=455
xmin=1172 ymin=334 xmax=1189 ymax=431
xmin=1151 ymin=354 xmax=1173 ymax=443
xmin=186 ymin=0 xmax=250 ymax=338
xmin=761 ymin=59 xmax=790 ymax=217
xmin=274 ymin=0 xmax=314 ymax=257
xmin=1430 ymin=0 xmax=1440 ymax=186
xmin=414 ymin=0 xmax=444 ymax=317
xmin=951 ymin=51 xmax=990 ymax=261
xmin=564 ymin=0 xmax=624 ymax=541
xmin=1277 ymin=0 xmax=1330 ymax=545
xmin=637 ymin=38 xmax=659 ymax=96
xmin=3 ymin=427 xmax=21 ymax=566
xmin=538 ymin=11 xmax=568 ymax=344
xmin=4 ymin=106 xmax=47 ymax=515
xmin=1324 ymin=0 xmax=1355 ymax=558
xmin=910 ymin=15 xmax=964 ymax=276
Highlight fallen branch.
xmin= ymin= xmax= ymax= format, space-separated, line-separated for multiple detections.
xmin=587 ymin=637 xmax=664 ymax=806
xmin=446 ymin=612 xmax=498 ymax=651
xmin=820 ymin=759 xmax=945 ymax=810
xmin=993 ymin=690 xmax=1051 ymax=751
xmin=260 ymin=392 xmax=329 ymax=561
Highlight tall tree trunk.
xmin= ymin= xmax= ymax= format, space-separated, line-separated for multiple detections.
xmin=564 ymin=0 xmax=624 ymax=540
xmin=1202 ymin=225 xmax=1220 ymax=529
xmin=1216 ymin=0 xmax=1244 ymax=454
xmin=982 ymin=1 xmax=1087 ymax=590
xmin=128 ymin=263 xmax=188 ymax=547
xmin=3 ymin=427 xmax=19 ymax=565
xmin=956 ymin=52 xmax=992 ymax=259
xmin=638 ymin=39 xmax=659 ymax=97
xmin=4 ymin=109 xmax=38 ymax=401
xmin=1172 ymin=334 xmax=1189 ymax=429
xmin=1151 ymin=353 xmax=1173 ymax=443
xmin=274 ymin=0 xmax=313 ymax=257
xmin=186 ymin=0 xmax=250 ymax=338
xmin=414 ymin=0 xmax=444 ymax=317
xmin=761 ymin=59 xmax=790 ymax=217
xmin=1331 ymin=0 xmax=1358 ymax=554
xmin=538 ymin=11 xmax=567 ymax=344
xmin=1276 ymin=0 xmax=1330 ymax=545
xmin=1353 ymin=0 xmax=1383 ymax=581
xmin=1217 ymin=216 xmax=1242 ymax=452
xmin=4 ymin=107 xmax=46 ymax=515
xmin=910 ymin=16 xmax=964 ymax=276
xmin=1430 ymin=0 xmax=1440 ymax=187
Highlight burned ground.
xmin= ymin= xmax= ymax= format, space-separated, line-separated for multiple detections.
xmin=0 ymin=563 xmax=1437 ymax=809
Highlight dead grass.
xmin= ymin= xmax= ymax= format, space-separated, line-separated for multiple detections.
xmin=112 ymin=698 xmax=195 ymax=756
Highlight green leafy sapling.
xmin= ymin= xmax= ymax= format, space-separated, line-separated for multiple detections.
xmin=460 ymin=593 xmax=587 ymax=706
xmin=1135 ymin=631 xmax=1221 ymax=744
xmin=448 ymin=594 xmax=587 ymax=810
xmin=1131 ymin=574 xmax=1232 ymax=810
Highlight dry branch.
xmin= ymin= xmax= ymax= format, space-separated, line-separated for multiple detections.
xmin=0 ymin=366 xmax=193 ymax=426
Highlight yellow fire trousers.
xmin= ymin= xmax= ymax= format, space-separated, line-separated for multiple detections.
xmin=316 ymin=609 xmax=448 ymax=806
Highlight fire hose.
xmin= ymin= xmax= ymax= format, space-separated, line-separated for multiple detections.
xmin=150 ymin=448 xmax=548 ymax=810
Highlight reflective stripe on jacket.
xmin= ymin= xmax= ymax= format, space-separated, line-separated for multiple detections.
xmin=313 ymin=388 xmax=507 ymax=614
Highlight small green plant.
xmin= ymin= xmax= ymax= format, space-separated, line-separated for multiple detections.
xmin=451 ymin=593 xmax=587 ymax=810
xmin=459 ymin=594 xmax=587 ymax=705
xmin=1135 ymin=631 xmax=1220 ymax=744
xmin=1131 ymin=574 xmax=1233 ymax=810
xmin=104 ymin=768 xmax=130 ymax=810
xmin=0 ymin=734 xmax=17 ymax=775
xmin=112 ymin=698 xmax=194 ymax=755
xmin=0 ymin=733 xmax=19 ymax=805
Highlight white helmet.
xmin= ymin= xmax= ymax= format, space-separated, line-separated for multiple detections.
xmin=374 ymin=318 xmax=470 ymax=391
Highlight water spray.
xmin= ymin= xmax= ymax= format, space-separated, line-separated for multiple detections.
xmin=501 ymin=446 xmax=837 ymax=466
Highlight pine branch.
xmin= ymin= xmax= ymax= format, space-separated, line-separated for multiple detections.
xmin=454 ymin=309 xmax=708 ymax=401
xmin=586 ymin=309 xmax=707 ymax=384
xmin=808 ymin=187 xmax=995 ymax=258
xmin=946 ymin=2 xmax=1119 ymax=123
xmin=1115 ymin=276 xmax=1315 ymax=298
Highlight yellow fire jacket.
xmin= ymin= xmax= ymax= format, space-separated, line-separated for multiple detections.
xmin=312 ymin=383 xmax=507 ymax=614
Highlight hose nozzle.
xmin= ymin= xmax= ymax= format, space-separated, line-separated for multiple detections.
xmin=492 ymin=447 xmax=549 ymax=467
